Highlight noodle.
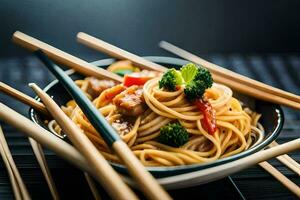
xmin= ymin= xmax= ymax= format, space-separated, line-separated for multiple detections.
xmin=47 ymin=61 xmax=265 ymax=167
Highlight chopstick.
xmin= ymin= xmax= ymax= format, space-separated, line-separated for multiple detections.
xmin=258 ymin=161 xmax=300 ymax=197
xmin=27 ymin=138 xmax=60 ymax=200
xmin=0 ymin=138 xmax=22 ymax=200
xmin=0 ymin=82 xmax=107 ymax=200
xmin=260 ymin=143 xmax=300 ymax=197
xmin=75 ymin=33 xmax=300 ymax=110
xmin=35 ymin=50 xmax=172 ymax=200
xmin=1 ymin=102 xmax=300 ymax=189
xmin=12 ymin=31 xmax=123 ymax=83
xmin=29 ymin=83 xmax=139 ymax=200
xmin=77 ymin=32 xmax=166 ymax=72
xmin=0 ymin=82 xmax=60 ymax=199
xmin=0 ymin=126 xmax=31 ymax=200
xmin=0 ymin=82 xmax=48 ymax=115
xmin=0 ymin=103 xmax=92 ymax=175
xmin=158 ymin=41 xmax=300 ymax=104
xmin=83 ymin=172 xmax=102 ymax=200
xmin=270 ymin=142 xmax=300 ymax=176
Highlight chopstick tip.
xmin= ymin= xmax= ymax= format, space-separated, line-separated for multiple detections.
xmin=76 ymin=32 xmax=85 ymax=39
xmin=28 ymin=83 xmax=36 ymax=88
xmin=158 ymin=40 xmax=166 ymax=47
xmin=12 ymin=31 xmax=22 ymax=42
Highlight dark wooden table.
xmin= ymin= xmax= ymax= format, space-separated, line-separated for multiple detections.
xmin=0 ymin=54 xmax=299 ymax=199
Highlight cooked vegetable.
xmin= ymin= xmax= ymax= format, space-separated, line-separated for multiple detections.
xmin=158 ymin=68 xmax=184 ymax=91
xmin=158 ymin=63 xmax=213 ymax=100
xmin=123 ymin=70 xmax=160 ymax=87
xmin=114 ymin=69 xmax=135 ymax=77
xmin=183 ymin=80 xmax=206 ymax=100
xmin=181 ymin=63 xmax=213 ymax=89
xmin=194 ymin=99 xmax=216 ymax=135
xmin=158 ymin=122 xmax=189 ymax=147
xmin=181 ymin=63 xmax=213 ymax=100
xmin=107 ymin=60 xmax=140 ymax=73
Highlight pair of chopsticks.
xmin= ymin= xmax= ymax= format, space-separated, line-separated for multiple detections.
xmin=258 ymin=142 xmax=300 ymax=196
xmin=159 ymin=41 xmax=300 ymax=109
xmin=0 ymin=82 xmax=103 ymax=199
xmin=0 ymin=82 xmax=109 ymax=200
xmin=12 ymin=31 xmax=172 ymax=200
xmin=0 ymin=82 xmax=59 ymax=199
xmin=0 ymin=126 xmax=30 ymax=200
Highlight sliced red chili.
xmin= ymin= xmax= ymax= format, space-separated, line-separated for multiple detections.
xmin=194 ymin=99 xmax=217 ymax=135
xmin=123 ymin=75 xmax=151 ymax=87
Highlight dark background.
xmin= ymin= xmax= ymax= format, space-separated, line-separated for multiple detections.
xmin=1 ymin=0 xmax=300 ymax=59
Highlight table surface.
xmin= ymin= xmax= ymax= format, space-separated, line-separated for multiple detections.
xmin=0 ymin=54 xmax=299 ymax=200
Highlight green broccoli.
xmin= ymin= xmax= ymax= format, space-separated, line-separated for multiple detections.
xmin=158 ymin=122 xmax=189 ymax=147
xmin=159 ymin=68 xmax=183 ymax=91
xmin=180 ymin=63 xmax=213 ymax=100
xmin=183 ymin=80 xmax=206 ymax=100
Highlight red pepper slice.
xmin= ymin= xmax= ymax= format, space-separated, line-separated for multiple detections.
xmin=123 ymin=75 xmax=152 ymax=87
xmin=123 ymin=71 xmax=156 ymax=87
xmin=194 ymin=99 xmax=217 ymax=135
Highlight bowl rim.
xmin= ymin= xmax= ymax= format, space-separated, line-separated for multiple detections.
xmin=29 ymin=56 xmax=284 ymax=177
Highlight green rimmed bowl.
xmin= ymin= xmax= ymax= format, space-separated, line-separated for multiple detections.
xmin=29 ymin=56 xmax=284 ymax=182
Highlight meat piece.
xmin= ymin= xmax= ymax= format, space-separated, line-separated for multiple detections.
xmin=113 ymin=85 xmax=146 ymax=116
xmin=111 ymin=119 xmax=133 ymax=136
xmin=86 ymin=77 xmax=116 ymax=98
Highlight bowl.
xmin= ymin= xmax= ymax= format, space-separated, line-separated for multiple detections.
xmin=29 ymin=56 xmax=284 ymax=181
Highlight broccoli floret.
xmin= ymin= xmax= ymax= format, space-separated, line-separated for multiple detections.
xmin=158 ymin=122 xmax=189 ymax=147
xmin=180 ymin=63 xmax=213 ymax=100
xmin=184 ymin=80 xmax=206 ymax=100
xmin=159 ymin=68 xmax=183 ymax=91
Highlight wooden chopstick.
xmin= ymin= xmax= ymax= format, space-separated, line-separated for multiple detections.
xmin=2 ymin=102 xmax=300 ymax=190
xmin=0 ymin=82 xmax=48 ymax=115
xmin=83 ymin=172 xmax=102 ymax=200
xmin=12 ymin=31 xmax=123 ymax=83
xmin=0 ymin=126 xmax=31 ymax=200
xmin=35 ymin=50 xmax=172 ymax=200
xmin=75 ymin=32 xmax=300 ymax=110
xmin=0 ymin=82 xmax=107 ymax=199
xmin=258 ymin=161 xmax=300 ymax=197
xmin=0 ymin=126 xmax=23 ymax=200
xmin=29 ymin=83 xmax=139 ymax=200
xmin=158 ymin=40 xmax=300 ymax=104
xmin=77 ymin=32 xmax=166 ymax=72
xmin=2 ymin=154 xmax=22 ymax=200
xmin=0 ymin=82 xmax=60 ymax=199
xmin=28 ymin=138 xmax=60 ymax=200
xmin=269 ymin=142 xmax=300 ymax=176
xmin=0 ymin=103 xmax=93 ymax=174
